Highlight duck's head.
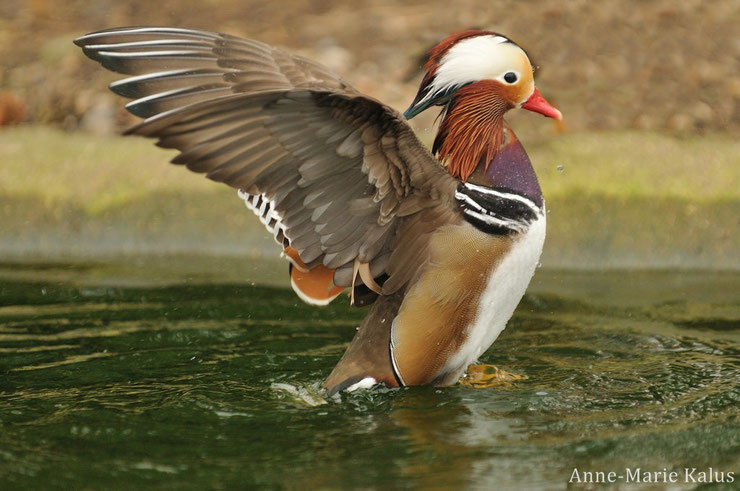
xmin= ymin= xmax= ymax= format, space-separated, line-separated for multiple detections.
xmin=404 ymin=30 xmax=561 ymax=121
xmin=405 ymin=30 xmax=561 ymax=181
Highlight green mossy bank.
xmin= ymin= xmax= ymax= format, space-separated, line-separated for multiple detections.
xmin=1 ymin=126 xmax=737 ymax=269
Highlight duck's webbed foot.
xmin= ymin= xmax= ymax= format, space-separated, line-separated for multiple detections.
xmin=460 ymin=364 xmax=527 ymax=388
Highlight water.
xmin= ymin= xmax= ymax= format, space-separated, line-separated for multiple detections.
xmin=0 ymin=259 xmax=738 ymax=489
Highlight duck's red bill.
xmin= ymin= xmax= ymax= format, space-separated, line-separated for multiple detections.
xmin=521 ymin=88 xmax=562 ymax=120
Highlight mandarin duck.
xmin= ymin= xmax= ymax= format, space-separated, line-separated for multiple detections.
xmin=75 ymin=28 xmax=561 ymax=395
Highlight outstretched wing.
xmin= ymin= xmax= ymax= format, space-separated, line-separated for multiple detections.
xmin=75 ymin=26 xmax=357 ymax=115
xmin=75 ymin=27 xmax=460 ymax=296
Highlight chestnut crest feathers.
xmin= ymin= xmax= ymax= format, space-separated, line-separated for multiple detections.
xmin=404 ymin=31 xmax=535 ymax=119
xmin=404 ymin=30 xmax=561 ymax=181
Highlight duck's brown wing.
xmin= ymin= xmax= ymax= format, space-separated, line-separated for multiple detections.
xmin=75 ymin=27 xmax=460 ymax=298
xmin=74 ymin=26 xmax=357 ymax=114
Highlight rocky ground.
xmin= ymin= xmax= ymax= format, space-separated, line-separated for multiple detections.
xmin=0 ymin=0 xmax=738 ymax=136
xmin=1 ymin=1 xmax=737 ymax=269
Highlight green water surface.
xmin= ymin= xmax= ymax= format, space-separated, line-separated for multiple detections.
xmin=0 ymin=259 xmax=738 ymax=489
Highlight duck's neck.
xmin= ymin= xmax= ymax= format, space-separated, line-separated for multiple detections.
xmin=432 ymin=82 xmax=543 ymax=208
xmin=432 ymin=80 xmax=510 ymax=182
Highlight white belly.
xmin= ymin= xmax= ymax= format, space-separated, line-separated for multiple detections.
xmin=443 ymin=211 xmax=546 ymax=374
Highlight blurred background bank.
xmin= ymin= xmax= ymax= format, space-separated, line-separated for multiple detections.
xmin=0 ymin=0 xmax=737 ymax=271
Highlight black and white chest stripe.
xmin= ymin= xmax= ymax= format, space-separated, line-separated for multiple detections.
xmin=454 ymin=182 xmax=542 ymax=235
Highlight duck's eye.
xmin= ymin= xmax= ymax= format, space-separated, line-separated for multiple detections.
xmin=504 ymin=72 xmax=518 ymax=84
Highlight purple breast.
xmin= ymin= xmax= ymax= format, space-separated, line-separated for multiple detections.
xmin=483 ymin=127 xmax=544 ymax=208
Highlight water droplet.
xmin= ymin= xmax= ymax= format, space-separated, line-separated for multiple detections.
xmin=556 ymin=165 xmax=564 ymax=172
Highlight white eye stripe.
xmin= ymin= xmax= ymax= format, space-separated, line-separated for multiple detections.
xmin=420 ymin=35 xmax=529 ymax=105
xmin=489 ymin=35 xmax=510 ymax=44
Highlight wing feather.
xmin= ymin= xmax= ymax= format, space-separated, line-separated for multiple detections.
xmin=76 ymin=27 xmax=461 ymax=297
